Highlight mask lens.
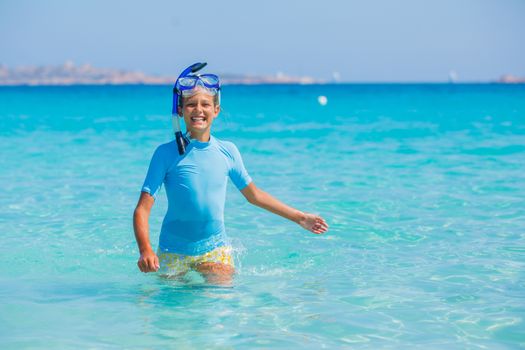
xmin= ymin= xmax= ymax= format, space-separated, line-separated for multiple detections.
xmin=178 ymin=76 xmax=197 ymax=88
xmin=199 ymin=75 xmax=220 ymax=87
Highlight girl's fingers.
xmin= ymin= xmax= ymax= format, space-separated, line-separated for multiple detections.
xmin=313 ymin=218 xmax=328 ymax=231
xmin=311 ymin=226 xmax=326 ymax=234
xmin=154 ymin=256 xmax=160 ymax=270
xmin=147 ymin=258 xmax=157 ymax=272
xmin=317 ymin=220 xmax=328 ymax=229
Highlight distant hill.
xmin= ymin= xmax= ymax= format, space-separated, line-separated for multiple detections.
xmin=498 ymin=75 xmax=525 ymax=83
xmin=0 ymin=62 xmax=322 ymax=86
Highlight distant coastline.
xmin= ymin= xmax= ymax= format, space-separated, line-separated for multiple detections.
xmin=497 ymin=75 xmax=525 ymax=84
xmin=0 ymin=62 xmax=523 ymax=86
xmin=0 ymin=61 xmax=323 ymax=86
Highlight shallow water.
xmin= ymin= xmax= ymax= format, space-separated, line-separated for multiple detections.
xmin=0 ymin=84 xmax=524 ymax=349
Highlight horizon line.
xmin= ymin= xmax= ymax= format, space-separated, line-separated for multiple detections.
xmin=1 ymin=81 xmax=524 ymax=87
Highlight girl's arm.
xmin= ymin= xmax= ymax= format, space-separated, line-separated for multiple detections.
xmin=240 ymin=182 xmax=328 ymax=234
xmin=133 ymin=192 xmax=160 ymax=272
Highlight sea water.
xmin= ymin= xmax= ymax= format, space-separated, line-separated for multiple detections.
xmin=0 ymin=84 xmax=524 ymax=349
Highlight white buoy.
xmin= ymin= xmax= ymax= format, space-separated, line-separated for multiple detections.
xmin=317 ymin=95 xmax=328 ymax=106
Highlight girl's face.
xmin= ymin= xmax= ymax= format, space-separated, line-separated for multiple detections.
xmin=179 ymin=91 xmax=220 ymax=134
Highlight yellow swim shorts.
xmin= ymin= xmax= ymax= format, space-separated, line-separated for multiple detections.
xmin=157 ymin=246 xmax=234 ymax=277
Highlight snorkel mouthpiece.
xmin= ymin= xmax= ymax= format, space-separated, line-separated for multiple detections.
xmin=172 ymin=117 xmax=188 ymax=155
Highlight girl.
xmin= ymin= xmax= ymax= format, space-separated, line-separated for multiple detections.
xmin=133 ymin=62 xmax=328 ymax=284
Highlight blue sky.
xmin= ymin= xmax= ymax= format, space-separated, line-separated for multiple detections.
xmin=1 ymin=0 xmax=524 ymax=82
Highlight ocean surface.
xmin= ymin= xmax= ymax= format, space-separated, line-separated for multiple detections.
xmin=0 ymin=84 xmax=524 ymax=349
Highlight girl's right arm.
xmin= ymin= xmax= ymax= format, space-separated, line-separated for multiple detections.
xmin=133 ymin=192 xmax=159 ymax=272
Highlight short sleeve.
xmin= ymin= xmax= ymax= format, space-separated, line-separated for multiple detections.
xmin=141 ymin=146 xmax=167 ymax=199
xmin=227 ymin=143 xmax=252 ymax=190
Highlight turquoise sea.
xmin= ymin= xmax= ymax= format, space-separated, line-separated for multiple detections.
xmin=1 ymin=84 xmax=524 ymax=349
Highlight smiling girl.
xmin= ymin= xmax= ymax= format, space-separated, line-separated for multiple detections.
xmin=133 ymin=62 xmax=328 ymax=285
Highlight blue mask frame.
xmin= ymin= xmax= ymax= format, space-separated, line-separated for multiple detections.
xmin=172 ymin=62 xmax=220 ymax=114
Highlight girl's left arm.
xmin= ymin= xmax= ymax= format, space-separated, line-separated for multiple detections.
xmin=240 ymin=182 xmax=328 ymax=234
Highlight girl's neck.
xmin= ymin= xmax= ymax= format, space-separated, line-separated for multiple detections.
xmin=189 ymin=130 xmax=211 ymax=142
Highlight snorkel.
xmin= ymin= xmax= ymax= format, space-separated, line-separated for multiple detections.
xmin=172 ymin=62 xmax=207 ymax=155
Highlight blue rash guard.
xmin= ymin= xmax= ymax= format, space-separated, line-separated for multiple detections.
xmin=141 ymin=135 xmax=252 ymax=256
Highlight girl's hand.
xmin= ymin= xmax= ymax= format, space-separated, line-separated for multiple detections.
xmin=137 ymin=249 xmax=160 ymax=273
xmin=298 ymin=213 xmax=329 ymax=234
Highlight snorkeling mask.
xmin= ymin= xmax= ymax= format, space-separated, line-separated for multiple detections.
xmin=172 ymin=62 xmax=221 ymax=155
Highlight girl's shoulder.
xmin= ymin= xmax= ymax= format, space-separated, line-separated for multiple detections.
xmin=213 ymin=136 xmax=237 ymax=150
xmin=212 ymin=137 xmax=242 ymax=160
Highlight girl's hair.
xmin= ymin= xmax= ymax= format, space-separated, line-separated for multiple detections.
xmin=179 ymin=89 xmax=220 ymax=108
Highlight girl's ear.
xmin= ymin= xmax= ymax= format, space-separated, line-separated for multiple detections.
xmin=214 ymin=104 xmax=221 ymax=116
xmin=177 ymin=106 xmax=183 ymax=116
